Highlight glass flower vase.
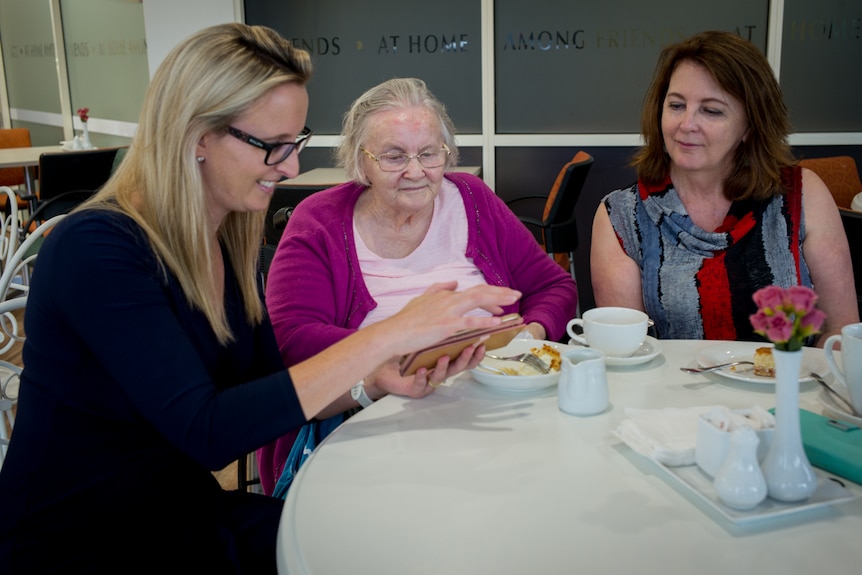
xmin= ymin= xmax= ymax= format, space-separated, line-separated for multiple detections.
xmin=81 ymin=123 xmax=93 ymax=150
xmin=760 ymin=348 xmax=818 ymax=502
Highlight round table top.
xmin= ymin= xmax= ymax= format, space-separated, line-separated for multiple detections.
xmin=277 ymin=339 xmax=861 ymax=574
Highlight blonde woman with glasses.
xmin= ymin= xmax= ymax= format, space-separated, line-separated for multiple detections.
xmin=0 ymin=26 xmax=522 ymax=573
xmin=260 ymin=77 xmax=578 ymax=497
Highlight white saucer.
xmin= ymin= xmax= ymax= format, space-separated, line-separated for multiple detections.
xmin=818 ymin=388 xmax=862 ymax=427
xmin=567 ymin=335 xmax=663 ymax=366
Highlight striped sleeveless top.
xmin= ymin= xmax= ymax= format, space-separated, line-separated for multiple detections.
xmin=603 ymin=166 xmax=811 ymax=341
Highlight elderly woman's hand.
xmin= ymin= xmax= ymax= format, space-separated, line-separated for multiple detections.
xmin=364 ymin=341 xmax=487 ymax=399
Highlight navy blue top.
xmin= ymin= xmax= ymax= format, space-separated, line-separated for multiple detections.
xmin=0 ymin=209 xmax=304 ymax=570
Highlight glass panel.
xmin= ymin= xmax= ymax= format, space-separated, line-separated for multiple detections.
xmin=781 ymin=0 xmax=862 ymax=132
xmin=494 ymin=0 xmax=769 ymax=133
xmin=59 ymin=0 xmax=148 ymax=147
xmin=244 ymin=0 xmax=482 ymax=134
xmin=0 ymin=0 xmax=63 ymax=145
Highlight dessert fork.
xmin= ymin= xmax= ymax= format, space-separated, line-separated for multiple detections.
xmin=484 ymin=352 xmax=550 ymax=374
xmin=679 ymin=360 xmax=754 ymax=374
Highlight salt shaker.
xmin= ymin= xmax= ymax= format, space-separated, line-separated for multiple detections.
xmin=712 ymin=427 xmax=767 ymax=510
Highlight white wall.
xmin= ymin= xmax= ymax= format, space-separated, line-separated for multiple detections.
xmin=142 ymin=0 xmax=239 ymax=78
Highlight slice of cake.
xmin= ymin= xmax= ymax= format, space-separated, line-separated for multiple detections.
xmin=753 ymin=346 xmax=775 ymax=377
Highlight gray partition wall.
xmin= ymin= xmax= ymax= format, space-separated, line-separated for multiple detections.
xmin=494 ymin=0 xmax=768 ymax=133
xmin=244 ymin=0 xmax=483 ymax=134
xmin=244 ymin=0 xmax=860 ymax=312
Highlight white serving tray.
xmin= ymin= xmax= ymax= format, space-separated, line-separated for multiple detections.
xmin=649 ymin=457 xmax=854 ymax=525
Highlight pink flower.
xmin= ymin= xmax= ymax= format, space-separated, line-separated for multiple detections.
xmin=799 ymin=309 xmax=827 ymax=337
xmin=786 ymin=285 xmax=818 ymax=314
xmin=749 ymin=285 xmax=825 ymax=351
xmin=749 ymin=310 xmax=770 ymax=332
xmin=763 ymin=311 xmax=793 ymax=343
xmin=752 ymin=285 xmax=785 ymax=313
xmin=77 ymin=107 xmax=89 ymax=123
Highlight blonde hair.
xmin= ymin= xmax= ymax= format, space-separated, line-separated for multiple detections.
xmin=337 ymin=77 xmax=458 ymax=185
xmin=82 ymin=23 xmax=312 ymax=344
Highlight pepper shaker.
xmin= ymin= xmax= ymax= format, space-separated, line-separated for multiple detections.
xmin=713 ymin=427 xmax=767 ymax=510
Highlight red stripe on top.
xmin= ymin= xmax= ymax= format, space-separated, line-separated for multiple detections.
xmin=697 ymin=250 xmax=736 ymax=340
xmin=783 ymin=167 xmax=804 ymax=282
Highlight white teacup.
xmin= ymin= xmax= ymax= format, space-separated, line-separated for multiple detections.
xmin=566 ymin=307 xmax=648 ymax=357
xmin=823 ymin=322 xmax=862 ymax=416
xmin=558 ymin=348 xmax=608 ymax=416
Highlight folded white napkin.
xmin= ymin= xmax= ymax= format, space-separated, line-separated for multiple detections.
xmin=614 ymin=405 xmax=776 ymax=467
xmin=614 ymin=406 xmax=716 ymax=467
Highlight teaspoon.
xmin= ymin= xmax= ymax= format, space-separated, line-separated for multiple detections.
xmin=809 ymin=371 xmax=860 ymax=417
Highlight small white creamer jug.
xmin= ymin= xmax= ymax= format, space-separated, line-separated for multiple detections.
xmin=558 ymin=348 xmax=609 ymax=416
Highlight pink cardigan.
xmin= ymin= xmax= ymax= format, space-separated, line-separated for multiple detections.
xmin=258 ymin=172 xmax=578 ymax=494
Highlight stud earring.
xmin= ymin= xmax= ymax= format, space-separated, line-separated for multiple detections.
xmin=196 ymin=156 xmax=205 ymax=163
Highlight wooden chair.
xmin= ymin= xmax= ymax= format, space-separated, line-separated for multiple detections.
xmin=798 ymin=156 xmax=862 ymax=211
xmin=0 ymin=128 xmax=33 ymax=214
xmin=506 ymin=151 xmax=594 ymax=280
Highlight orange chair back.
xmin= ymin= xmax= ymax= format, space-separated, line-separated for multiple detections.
xmin=0 ymin=128 xmax=32 ymax=188
xmin=798 ymin=156 xmax=862 ymax=210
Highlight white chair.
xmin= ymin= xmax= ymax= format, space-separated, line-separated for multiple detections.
xmin=0 ymin=186 xmax=21 ymax=281
xmin=0 ymin=296 xmax=25 ymax=470
xmin=0 ymin=214 xmax=65 ymax=469
xmin=0 ymin=212 xmax=67 ymax=302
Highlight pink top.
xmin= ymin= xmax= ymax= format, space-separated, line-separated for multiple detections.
xmin=357 ymin=179 xmax=490 ymax=328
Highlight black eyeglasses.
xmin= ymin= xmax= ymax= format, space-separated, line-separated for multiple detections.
xmin=226 ymin=126 xmax=313 ymax=165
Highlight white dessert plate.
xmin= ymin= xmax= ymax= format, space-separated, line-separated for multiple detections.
xmin=696 ymin=342 xmax=827 ymax=385
xmin=567 ymin=335 xmax=663 ymax=366
xmin=469 ymin=339 xmax=572 ymax=393
xmin=818 ymin=388 xmax=862 ymax=428
xmin=648 ymin=457 xmax=854 ymax=525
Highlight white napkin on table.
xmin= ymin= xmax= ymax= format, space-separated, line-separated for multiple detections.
xmin=613 ymin=406 xmax=717 ymax=467
xmin=613 ymin=405 xmax=776 ymax=467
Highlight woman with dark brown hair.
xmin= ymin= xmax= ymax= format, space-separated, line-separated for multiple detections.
xmin=591 ymin=30 xmax=857 ymax=345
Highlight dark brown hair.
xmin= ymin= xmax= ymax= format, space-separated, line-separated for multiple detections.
xmin=632 ymin=30 xmax=795 ymax=201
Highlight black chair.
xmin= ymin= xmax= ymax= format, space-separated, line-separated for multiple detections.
xmin=840 ymin=208 xmax=862 ymax=319
xmin=33 ymin=146 xmax=127 ymax=211
xmin=265 ymin=184 xmax=313 ymax=246
xmin=239 ymin=206 xmax=294 ymax=493
xmin=505 ymin=151 xmax=594 ymax=280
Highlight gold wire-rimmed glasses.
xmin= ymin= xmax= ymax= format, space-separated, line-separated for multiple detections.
xmin=360 ymin=144 xmax=450 ymax=172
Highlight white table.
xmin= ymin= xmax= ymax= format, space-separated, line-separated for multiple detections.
xmin=277 ymin=340 xmax=862 ymax=574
